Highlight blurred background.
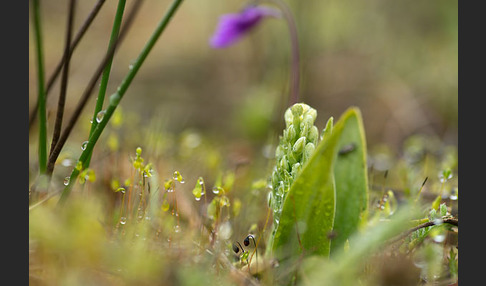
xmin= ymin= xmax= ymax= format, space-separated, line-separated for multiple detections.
xmin=29 ymin=0 xmax=457 ymax=178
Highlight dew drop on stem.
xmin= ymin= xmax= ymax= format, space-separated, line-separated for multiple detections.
xmin=81 ymin=141 xmax=89 ymax=151
xmin=96 ymin=110 xmax=106 ymax=123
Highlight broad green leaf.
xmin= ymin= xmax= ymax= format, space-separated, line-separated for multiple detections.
xmin=330 ymin=108 xmax=369 ymax=255
xmin=271 ymin=108 xmax=357 ymax=263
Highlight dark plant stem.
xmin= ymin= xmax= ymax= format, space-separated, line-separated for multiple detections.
xmin=58 ymin=0 xmax=185 ymax=206
xmin=265 ymin=0 xmax=300 ymax=106
xmin=49 ymin=0 xmax=76 ymax=157
xmin=46 ymin=0 xmax=143 ymax=177
xmin=389 ymin=217 xmax=458 ymax=244
xmin=29 ymin=0 xmax=107 ymax=130
xmin=85 ymin=0 xmax=127 ymax=168
xmin=32 ymin=0 xmax=47 ymax=174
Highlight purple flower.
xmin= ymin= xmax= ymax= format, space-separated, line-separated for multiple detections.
xmin=209 ymin=5 xmax=280 ymax=48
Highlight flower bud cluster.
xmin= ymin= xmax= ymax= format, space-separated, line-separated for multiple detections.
xmin=269 ymin=103 xmax=319 ymax=224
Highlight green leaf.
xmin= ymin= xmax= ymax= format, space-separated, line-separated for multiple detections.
xmin=330 ymin=108 xmax=369 ymax=255
xmin=271 ymin=108 xmax=357 ymax=262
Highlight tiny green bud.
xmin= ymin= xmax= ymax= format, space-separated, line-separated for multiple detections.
xmin=86 ymin=169 xmax=96 ymax=182
xmin=219 ymin=195 xmax=230 ymax=207
xmin=305 ymin=108 xmax=317 ymax=124
xmin=429 ymin=208 xmax=437 ymax=220
xmin=275 ymin=145 xmax=284 ymax=159
xmin=173 ymin=170 xmax=184 ymax=183
xmin=111 ymin=179 xmax=120 ymax=191
xmin=440 ymin=203 xmax=448 ymax=217
xmin=288 ymin=125 xmax=297 ymax=141
xmin=291 ymin=104 xmax=304 ymax=117
xmin=304 ymin=142 xmax=315 ymax=161
xmin=308 ymin=126 xmax=319 ymax=144
xmin=431 ymin=194 xmax=442 ymax=210
xmin=299 ymin=123 xmax=309 ymax=138
xmin=284 ymin=108 xmax=293 ymax=127
xmin=292 ymin=137 xmax=306 ymax=154
xmin=192 ymin=184 xmax=202 ymax=199
xmin=136 ymin=147 xmax=142 ymax=156
xmin=279 ymin=155 xmax=289 ymax=171
xmin=291 ymin=162 xmax=302 ymax=179
xmin=161 ymin=199 xmax=170 ymax=212
xmin=164 ymin=179 xmax=174 ymax=190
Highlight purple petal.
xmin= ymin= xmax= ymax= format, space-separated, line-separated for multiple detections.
xmin=209 ymin=5 xmax=281 ymax=48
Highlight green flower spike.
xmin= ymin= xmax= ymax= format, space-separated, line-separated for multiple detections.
xmin=269 ymin=103 xmax=319 ymax=227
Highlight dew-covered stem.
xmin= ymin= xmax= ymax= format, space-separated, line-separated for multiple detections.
xmin=46 ymin=0 xmax=142 ymax=177
xmin=31 ymin=0 xmax=48 ymax=175
xmin=29 ymin=0 xmax=107 ymax=130
xmin=85 ymin=0 xmax=127 ymax=168
xmin=58 ymin=0 xmax=185 ymax=206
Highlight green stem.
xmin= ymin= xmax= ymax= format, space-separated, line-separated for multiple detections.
xmin=85 ymin=0 xmax=126 ymax=168
xmin=32 ymin=0 xmax=47 ymax=174
xmin=46 ymin=0 xmax=143 ymax=177
xmin=58 ymin=0 xmax=185 ymax=206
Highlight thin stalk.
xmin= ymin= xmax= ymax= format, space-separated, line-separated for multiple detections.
xmin=29 ymin=0 xmax=107 ymax=130
xmin=46 ymin=0 xmax=143 ymax=176
xmin=85 ymin=0 xmax=127 ymax=168
xmin=49 ymin=0 xmax=76 ymax=157
xmin=388 ymin=217 xmax=458 ymax=244
xmin=264 ymin=0 xmax=300 ymax=106
xmin=32 ymin=0 xmax=47 ymax=174
xmin=58 ymin=0 xmax=185 ymax=206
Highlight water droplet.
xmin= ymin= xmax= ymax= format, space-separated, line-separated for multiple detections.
xmin=449 ymin=188 xmax=458 ymax=200
xmin=212 ymin=187 xmax=223 ymax=194
xmin=433 ymin=218 xmax=443 ymax=225
xmin=61 ymin=159 xmax=73 ymax=167
xmin=433 ymin=234 xmax=446 ymax=243
xmin=120 ymin=217 xmax=127 ymax=225
xmin=174 ymin=225 xmax=181 ymax=233
xmin=96 ymin=110 xmax=106 ymax=123
xmin=63 ymin=177 xmax=70 ymax=186
xmin=81 ymin=141 xmax=89 ymax=150
xmin=194 ymin=196 xmax=201 ymax=201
